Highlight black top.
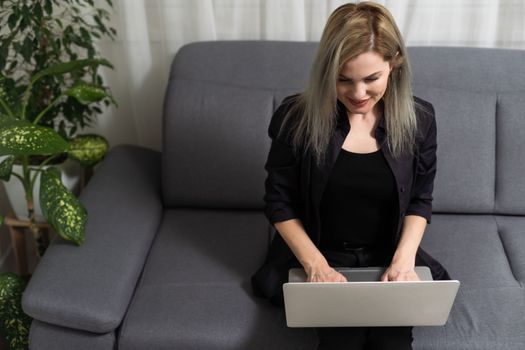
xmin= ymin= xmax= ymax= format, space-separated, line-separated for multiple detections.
xmin=319 ymin=148 xmax=397 ymax=249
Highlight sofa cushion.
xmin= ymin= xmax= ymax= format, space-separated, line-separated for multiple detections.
xmin=29 ymin=320 xmax=115 ymax=350
xmin=118 ymin=283 xmax=315 ymax=350
xmin=414 ymin=214 xmax=525 ymax=349
xmin=412 ymin=85 xmax=497 ymax=214
xmin=495 ymin=93 xmax=525 ymax=215
xmin=136 ymin=209 xmax=270 ymax=284
xmin=118 ymin=209 xmax=316 ymax=349
xmin=162 ymin=80 xmax=273 ymax=209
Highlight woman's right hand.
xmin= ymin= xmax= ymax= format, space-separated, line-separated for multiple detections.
xmin=305 ymin=263 xmax=348 ymax=283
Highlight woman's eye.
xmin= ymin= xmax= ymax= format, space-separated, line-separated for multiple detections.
xmin=365 ymin=77 xmax=379 ymax=82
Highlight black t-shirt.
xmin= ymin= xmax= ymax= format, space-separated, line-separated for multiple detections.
xmin=319 ymin=148 xmax=397 ymax=249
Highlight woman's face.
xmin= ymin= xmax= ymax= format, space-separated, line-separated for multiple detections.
xmin=336 ymin=51 xmax=393 ymax=117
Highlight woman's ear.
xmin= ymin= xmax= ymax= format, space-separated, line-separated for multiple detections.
xmin=389 ymin=51 xmax=400 ymax=72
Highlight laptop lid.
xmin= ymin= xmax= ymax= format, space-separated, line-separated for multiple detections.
xmin=283 ymin=267 xmax=460 ymax=327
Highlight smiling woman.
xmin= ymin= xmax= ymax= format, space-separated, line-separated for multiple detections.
xmin=251 ymin=2 xmax=451 ymax=350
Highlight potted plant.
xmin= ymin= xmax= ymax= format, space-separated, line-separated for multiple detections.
xmin=0 ymin=0 xmax=117 ymax=253
xmin=0 ymin=1 xmax=117 ymax=348
xmin=0 ymin=58 xmax=113 ymax=253
xmin=0 ymin=0 xmax=117 ymax=224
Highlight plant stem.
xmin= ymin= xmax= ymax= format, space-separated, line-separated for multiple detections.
xmin=20 ymin=82 xmax=33 ymax=121
xmin=10 ymin=171 xmax=25 ymax=184
xmin=30 ymin=154 xmax=61 ymax=191
xmin=0 ymin=96 xmax=14 ymax=118
xmin=22 ymin=155 xmax=48 ymax=257
xmin=33 ymin=93 xmax=64 ymax=125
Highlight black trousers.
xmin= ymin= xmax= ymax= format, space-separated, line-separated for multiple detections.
xmin=316 ymin=326 xmax=413 ymax=350
xmin=312 ymin=242 xmax=414 ymax=350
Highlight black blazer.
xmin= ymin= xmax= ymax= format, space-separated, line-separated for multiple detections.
xmin=251 ymin=94 xmax=451 ymax=307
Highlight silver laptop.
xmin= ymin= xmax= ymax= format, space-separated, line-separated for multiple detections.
xmin=283 ymin=266 xmax=460 ymax=327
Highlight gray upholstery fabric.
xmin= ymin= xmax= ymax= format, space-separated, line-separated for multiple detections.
xmin=407 ymin=46 xmax=525 ymax=93
xmin=119 ymin=283 xmax=315 ymax=350
xmin=136 ymin=210 xmax=269 ymax=284
xmin=495 ymin=93 xmax=525 ymax=214
xmin=118 ymin=209 xmax=316 ymax=349
xmin=412 ymin=86 xmax=497 ymax=213
xmin=22 ymin=145 xmax=163 ymax=333
xmin=162 ymin=41 xmax=319 ymax=209
xmin=29 ymin=320 xmax=115 ymax=350
xmin=415 ymin=215 xmax=525 ymax=349
xmin=23 ymin=42 xmax=525 ymax=350
xmin=162 ymin=81 xmax=274 ymax=209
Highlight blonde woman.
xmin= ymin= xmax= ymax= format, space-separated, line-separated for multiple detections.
xmin=251 ymin=2 xmax=451 ymax=349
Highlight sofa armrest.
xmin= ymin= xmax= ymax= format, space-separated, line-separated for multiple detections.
xmin=22 ymin=144 xmax=163 ymax=334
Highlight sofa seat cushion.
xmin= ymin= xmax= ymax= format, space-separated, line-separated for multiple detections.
xmin=118 ymin=208 xmax=315 ymax=349
xmin=414 ymin=214 xmax=525 ymax=349
xmin=133 ymin=209 xmax=272 ymax=284
xmin=118 ymin=282 xmax=315 ymax=350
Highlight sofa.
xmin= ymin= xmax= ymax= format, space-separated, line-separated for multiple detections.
xmin=21 ymin=41 xmax=525 ymax=349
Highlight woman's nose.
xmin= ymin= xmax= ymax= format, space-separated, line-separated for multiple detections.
xmin=351 ymin=82 xmax=367 ymax=99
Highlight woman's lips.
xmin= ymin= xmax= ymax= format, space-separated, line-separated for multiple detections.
xmin=349 ymin=98 xmax=370 ymax=107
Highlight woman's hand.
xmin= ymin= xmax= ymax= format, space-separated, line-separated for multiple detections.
xmin=305 ymin=262 xmax=347 ymax=283
xmin=380 ymin=262 xmax=420 ymax=282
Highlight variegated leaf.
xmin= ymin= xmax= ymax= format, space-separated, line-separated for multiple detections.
xmin=0 ymin=273 xmax=32 ymax=350
xmin=68 ymin=134 xmax=109 ymax=166
xmin=40 ymin=167 xmax=86 ymax=245
xmin=0 ymin=155 xmax=15 ymax=181
xmin=64 ymin=83 xmax=108 ymax=105
xmin=0 ymin=122 xmax=70 ymax=157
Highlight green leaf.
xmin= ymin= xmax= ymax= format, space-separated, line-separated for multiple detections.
xmin=34 ymin=3 xmax=43 ymax=21
xmin=21 ymin=37 xmax=33 ymax=63
xmin=64 ymin=83 xmax=108 ymax=105
xmin=7 ymin=13 xmax=18 ymax=31
xmin=54 ymin=18 xmax=63 ymax=28
xmin=0 ymin=121 xmax=70 ymax=157
xmin=0 ymin=155 xmax=15 ymax=181
xmin=67 ymin=134 xmax=108 ymax=166
xmin=40 ymin=167 xmax=86 ymax=245
xmin=31 ymin=58 xmax=113 ymax=84
xmin=0 ymin=273 xmax=32 ymax=349
xmin=44 ymin=0 xmax=53 ymax=15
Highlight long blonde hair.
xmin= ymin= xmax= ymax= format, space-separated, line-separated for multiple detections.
xmin=279 ymin=1 xmax=417 ymax=168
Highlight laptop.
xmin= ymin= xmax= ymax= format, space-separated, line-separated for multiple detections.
xmin=283 ymin=266 xmax=460 ymax=327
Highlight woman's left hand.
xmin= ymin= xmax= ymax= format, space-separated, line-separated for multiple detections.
xmin=380 ymin=263 xmax=421 ymax=282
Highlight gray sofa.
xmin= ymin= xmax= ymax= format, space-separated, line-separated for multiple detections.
xmin=21 ymin=41 xmax=525 ymax=349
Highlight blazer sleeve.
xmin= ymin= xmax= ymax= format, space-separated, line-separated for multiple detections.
xmin=263 ymin=95 xmax=303 ymax=226
xmin=405 ymin=101 xmax=437 ymax=224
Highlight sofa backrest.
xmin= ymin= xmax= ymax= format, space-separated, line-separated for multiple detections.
xmin=162 ymin=41 xmax=525 ymax=216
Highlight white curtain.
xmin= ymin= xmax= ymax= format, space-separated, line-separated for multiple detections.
xmin=84 ymin=0 xmax=525 ymax=152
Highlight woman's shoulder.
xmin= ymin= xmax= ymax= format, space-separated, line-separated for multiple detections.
xmin=268 ymin=93 xmax=302 ymax=142
xmin=413 ymin=95 xmax=436 ymax=140
xmin=413 ymin=95 xmax=435 ymax=120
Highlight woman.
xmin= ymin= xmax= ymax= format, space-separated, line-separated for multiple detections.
xmin=251 ymin=2 xmax=451 ymax=349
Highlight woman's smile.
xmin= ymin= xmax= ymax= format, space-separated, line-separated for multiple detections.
xmin=349 ymin=98 xmax=370 ymax=108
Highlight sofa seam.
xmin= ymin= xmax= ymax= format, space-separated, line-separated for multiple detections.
xmin=117 ymin=210 xmax=166 ymax=340
xmin=171 ymin=76 xmax=300 ymax=93
xmin=494 ymin=93 xmax=499 ymax=213
xmin=494 ymin=216 xmax=524 ymax=289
